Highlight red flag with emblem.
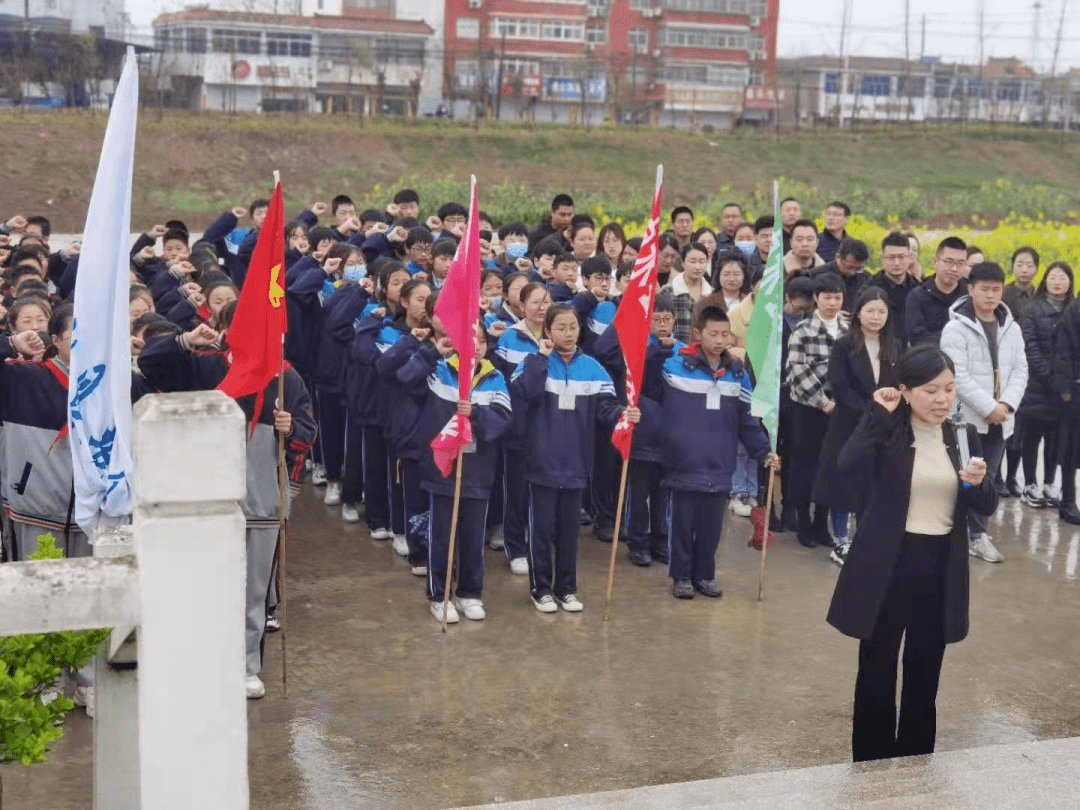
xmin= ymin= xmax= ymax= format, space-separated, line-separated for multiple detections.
xmin=610 ymin=166 xmax=663 ymax=461
xmin=430 ymin=176 xmax=482 ymax=477
xmin=217 ymin=180 xmax=287 ymax=426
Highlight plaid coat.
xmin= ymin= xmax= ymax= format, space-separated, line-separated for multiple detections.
xmin=787 ymin=311 xmax=849 ymax=409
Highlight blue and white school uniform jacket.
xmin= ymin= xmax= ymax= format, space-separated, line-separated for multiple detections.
xmin=572 ymin=291 xmax=616 ymax=357
xmin=398 ymin=346 xmax=512 ymax=498
xmin=642 ymin=344 xmax=770 ymax=494
xmin=349 ymin=313 xmax=403 ymax=430
xmin=374 ymin=325 xmax=425 ymax=458
xmin=495 ymin=321 xmax=543 ymax=446
xmin=510 ymin=349 xmax=623 ymax=489
xmin=0 ymin=348 xmax=75 ymax=532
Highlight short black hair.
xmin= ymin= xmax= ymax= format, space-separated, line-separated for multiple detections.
xmin=498 ymin=221 xmax=528 ymax=240
xmin=437 ymin=202 xmax=468 ymax=221
xmin=814 ymin=272 xmax=845 ymax=295
xmin=308 ymin=226 xmax=337 ymax=247
xmin=836 ymin=238 xmax=869 ymax=262
xmin=694 ymin=305 xmax=729 ymax=331
xmin=358 ymin=209 xmax=386 ymax=226
xmin=165 ymin=219 xmax=188 ymax=234
xmin=9 ymin=265 xmax=44 ymax=286
xmin=968 ymin=262 xmax=1006 ymax=285
xmin=781 ymin=196 xmax=799 ymax=206
xmin=25 ymin=215 xmax=51 ymax=237
xmin=551 ymin=193 xmax=574 ymax=211
xmin=249 ymin=198 xmax=270 ymax=217
xmin=554 ymin=252 xmax=578 ymax=267
xmin=753 ymin=215 xmax=774 ymax=233
xmin=533 ymin=237 xmax=564 ymax=260
xmin=163 ymin=227 xmax=189 ymax=247
xmin=791 ymin=218 xmax=818 ymax=236
xmin=786 ymin=276 xmax=816 ymax=301
xmin=653 ymin=292 xmax=676 ymax=314
xmin=722 ymin=202 xmax=743 ymax=214
xmin=627 ymin=236 xmax=643 ymax=251
xmin=431 ymin=238 xmax=458 ymax=259
xmin=826 ymin=201 xmax=851 ymax=217
xmin=405 ymin=226 xmax=433 ymax=248
xmin=331 ymin=195 xmax=355 ymax=215
xmin=881 ymin=231 xmax=909 ymax=251
xmin=570 ymin=213 xmax=595 ymax=230
xmin=680 ymin=241 xmax=709 ymax=261
xmin=936 ymin=236 xmax=967 ymax=255
xmin=478 ymin=210 xmax=495 ymax=226
xmin=479 ymin=230 xmax=493 ymax=244
xmin=966 ymin=245 xmax=984 ymax=258
xmin=671 ymin=205 xmax=694 ymax=222
xmin=393 ymin=188 xmax=419 ymax=205
xmin=659 ymin=233 xmax=680 ymax=252
xmin=581 ymin=256 xmax=611 ymax=278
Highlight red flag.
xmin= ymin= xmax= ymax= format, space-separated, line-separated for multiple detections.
xmin=610 ymin=166 xmax=663 ymax=461
xmin=430 ymin=176 xmax=482 ymax=476
xmin=217 ymin=180 xmax=287 ymax=433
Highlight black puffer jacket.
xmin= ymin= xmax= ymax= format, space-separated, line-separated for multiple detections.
xmin=1053 ymin=300 xmax=1080 ymax=415
xmin=1019 ymin=296 xmax=1066 ymax=421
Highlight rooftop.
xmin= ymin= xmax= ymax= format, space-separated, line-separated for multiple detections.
xmin=153 ymin=8 xmax=433 ymax=37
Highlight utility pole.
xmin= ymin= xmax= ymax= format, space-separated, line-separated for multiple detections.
xmin=1049 ymin=0 xmax=1068 ymax=127
xmin=920 ymin=14 xmax=926 ymax=60
xmin=494 ymin=31 xmax=506 ymax=121
xmin=837 ymin=0 xmax=851 ymax=127
xmin=904 ymin=0 xmax=911 ymax=123
xmin=1030 ymin=1 xmax=1042 ymax=70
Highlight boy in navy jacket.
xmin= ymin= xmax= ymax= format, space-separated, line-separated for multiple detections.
xmin=642 ymin=305 xmax=778 ymax=599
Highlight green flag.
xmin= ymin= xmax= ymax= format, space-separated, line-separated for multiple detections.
xmin=745 ymin=182 xmax=784 ymax=450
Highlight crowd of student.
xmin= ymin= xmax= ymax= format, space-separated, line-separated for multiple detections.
xmin=1 ymin=187 xmax=1077 ymax=702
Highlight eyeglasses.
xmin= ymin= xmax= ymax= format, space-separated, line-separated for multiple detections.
xmin=936 ymin=258 xmax=967 ymax=270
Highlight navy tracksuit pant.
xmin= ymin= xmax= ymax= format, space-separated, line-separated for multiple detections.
xmin=667 ymin=489 xmax=726 ymax=582
xmin=427 ymin=493 xmax=488 ymax=602
xmin=342 ymin=411 xmax=365 ymax=507
xmin=527 ymin=483 xmax=582 ymax=600
xmin=315 ymin=388 xmax=346 ymax=481
xmin=362 ymin=425 xmax=389 ymax=531
xmin=401 ymin=458 xmax=429 ymax=567
xmin=622 ymin=459 xmax=667 ymax=555
xmin=501 ymin=446 xmax=530 ymax=561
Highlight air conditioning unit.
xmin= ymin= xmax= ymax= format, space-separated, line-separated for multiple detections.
xmin=751 ymin=50 xmax=765 ymax=60
xmin=468 ymin=0 xmax=482 ymax=8
xmin=652 ymin=49 xmax=661 ymax=59
xmin=750 ymin=15 xmax=760 ymax=25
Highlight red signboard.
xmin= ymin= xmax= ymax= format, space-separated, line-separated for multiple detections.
xmin=233 ymin=60 xmax=251 ymax=80
xmin=744 ymin=85 xmax=784 ymax=110
xmin=500 ymin=74 xmax=542 ymax=97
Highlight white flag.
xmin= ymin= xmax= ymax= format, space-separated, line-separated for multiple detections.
xmin=69 ymin=46 xmax=137 ymax=534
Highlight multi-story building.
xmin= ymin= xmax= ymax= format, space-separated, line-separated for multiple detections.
xmin=442 ymin=0 xmax=781 ymax=128
xmin=152 ymin=8 xmax=433 ymax=115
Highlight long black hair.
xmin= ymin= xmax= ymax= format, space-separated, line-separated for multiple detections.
xmin=847 ymin=286 xmax=900 ymax=365
xmin=885 ymin=345 xmax=956 ymax=451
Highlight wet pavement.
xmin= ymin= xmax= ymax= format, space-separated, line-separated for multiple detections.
xmin=3 ymin=488 xmax=1078 ymax=809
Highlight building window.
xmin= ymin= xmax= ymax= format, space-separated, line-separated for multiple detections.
xmin=824 ymin=72 xmax=839 ymax=93
xmin=490 ymin=18 xmax=541 ymax=39
xmin=659 ymin=27 xmax=747 ymax=49
xmin=860 ymin=74 xmax=890 ymax=96
xmin=749 ymin=68 xmax=763 ymax=85
xmin=503 ymin=58 xmax=540 ymax=75
xmin=750 ymin=0 xmax=767 ymax=16
xmin=933 ymin=75 xmax=952 ymax=98
xmin=896 ymin=75 xmax=925 ymax=97
xmin=376 ymin=37 xmax=425 ymax=65
xmin=184 ymin=28 xmax=207 ymax=53
xmin=630 ymin=0 xmax=652 ymax=9
xmin=658 ymin=63 xmax=746 ymax=86
xmin=628 ymin=27 xmax=648 ymax=52
xmin=663 ymin=0 xmax=749 ymax=12
xmin=456 ymin=18 xmax=480 ymax=39
xmin=586 ymin=25 xmax=607 ymax=45
xmin=266 ymin=32 xmax=312 ymax=57
xmin=212 ymin=28 xmax=261 ymax=55
xmin=542 ymin=20 xmax=585 ymax=40
xmin=997 ymin=80 xmax=1021 ymax=101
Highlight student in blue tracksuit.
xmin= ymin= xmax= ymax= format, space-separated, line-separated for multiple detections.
xmin=374 ymin=279 xmax=433 ymax=573
xmin=494 ymin=282 xmax=552 ymax=575
xmin=511 ymin=303 xmax=635 ymax=613
xmin=642 ymin=305 xmax=779 ymax=600
xmin=594 ymin=294 xmax=683 ymax=566
xmin=398 ymin=325 xmax=512 ymax=623
xmin=351 ymin=263 xmax=413 ymax=542
xmin=545 ymin=252 xmax=580 ymax=303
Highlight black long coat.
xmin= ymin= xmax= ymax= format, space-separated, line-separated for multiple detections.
xmin=812 ymin=336 xmax=898 ymax=512
xmin=826 ymin=403 xmax=998 ymax=645
xmin=1018 ymin=296 xmax=1065 ymax=422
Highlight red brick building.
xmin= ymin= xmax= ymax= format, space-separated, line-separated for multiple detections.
xmin=442 ymin=0 xmax=780 ymax=128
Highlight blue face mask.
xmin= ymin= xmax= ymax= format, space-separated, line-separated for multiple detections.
xmin=735 ymin=240 xmax=756 ymax=258
xmin=505 ymin=242 xmax=529 ymax=260
xmin=344 ymin=264 xmax=367 ymax=283
xmin=489 ymin=295 xmax=503 ymax=311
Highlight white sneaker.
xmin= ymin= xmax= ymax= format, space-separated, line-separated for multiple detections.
xmin=969 ymin=533 xmax=1005 ymax=563
xmin=73 ymin=685 xmax=95 ymax=718
xmin=430 ymin=600 xmax=459 ymax=624
xmin=341 ymin=503 xmax=361 ymax=523
xmin=829 ymin=542 xmax=850 ymax=567
xmin=532 ymin=594 xmax=558 ymax=613
xmin=510 ymin=557 xmax=529 ymax=576
xmin=1044 ymin=482 xmax=1062 ymax=508
xmin=323 ymin=481 xmax=342 ymax=506
xmin=370 ymin=527 xmax=392 ymax=540
xmin=392 ymin=534 xmax=409 ymax=556
xmin=557 ymin=594 xmax=584 ymax=612
xmin=311 ymin=464 xmax=327 ymax=486
xmin=730 ymin=493 xmax=753 ymax=517
xmin=1020 ymin=483 xmax=1045 ymax=508
xmin=487 ymin=525 xmax=505 ymax=550
xmin=411 ymin=564 xmax=428 ymax=576
xmin=454 ymin=597 xmax=487 ymax=621
xmin=245 ymin=675 xmax=265 ymax=699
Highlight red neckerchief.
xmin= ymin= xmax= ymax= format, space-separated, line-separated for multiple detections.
xmin=679 ymin=342 xmax=731 ymax=379
xmin=40 ymin=359 xmax=71 ymax=451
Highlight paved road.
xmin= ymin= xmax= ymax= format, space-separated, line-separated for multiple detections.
xmin=3 ymin=484 xmax=1078 ymax=809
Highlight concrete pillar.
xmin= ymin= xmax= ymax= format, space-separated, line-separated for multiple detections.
xmin=132 ymin=391 xmax=248 ymax=810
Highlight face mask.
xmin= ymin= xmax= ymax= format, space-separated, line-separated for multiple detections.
xmin=344 ymin=265 xmax=367 ymax=283
xmin=505 ymin=242 xmax=529 ymax=260
xmin=489 ymin=295 xmax=503 ymax=311
xmin=735 ymin=241 xmax=756 ymax=258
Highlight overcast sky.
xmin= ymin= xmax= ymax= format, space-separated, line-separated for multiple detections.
xmin=124 ymin=0 xmax=1078 ymax=74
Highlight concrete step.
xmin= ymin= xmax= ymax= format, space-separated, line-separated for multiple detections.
xmin=452 ymin=736 xmax=1080 ymax=810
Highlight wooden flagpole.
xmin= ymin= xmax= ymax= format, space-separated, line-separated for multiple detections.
xmin=756 ymin=466 xmax=777 ymax=602
xmin=271 ymin=170 xmax=290 ymax=697
xmin=602 ymin=458 xmax=631 ymax=622
xmin=441 ymin=448 xmax=466 ymax=633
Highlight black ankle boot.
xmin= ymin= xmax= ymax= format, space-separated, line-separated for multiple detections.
xmin=1061 ymin=503 xmax=1080 ymax=525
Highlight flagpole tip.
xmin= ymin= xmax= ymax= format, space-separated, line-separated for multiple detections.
xmin=273 ymin=170 xmax=281 ymax=186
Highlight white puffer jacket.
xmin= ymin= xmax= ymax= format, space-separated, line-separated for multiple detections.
xmin=940 ymin=296 xmax=1028 ymax=438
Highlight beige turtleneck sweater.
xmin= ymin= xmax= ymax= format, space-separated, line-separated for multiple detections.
xmin=905 ymin=417 xmax=959 ymax=536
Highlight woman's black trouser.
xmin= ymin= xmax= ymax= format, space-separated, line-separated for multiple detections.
xmin=1021 ymin=415 xmax=1059 ymax=487
xmin=853 ymin=532 xmax=949 ymax=763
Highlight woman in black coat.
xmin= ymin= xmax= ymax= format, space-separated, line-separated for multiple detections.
xmin=1017 ymin=262 xmax=1073 ymax=508
xmin=813 ymin=287 xmax=900 ymax=563
xmin=827 ymin=345 xmax=997 ymax=763
xmin=1053 ymin=291 xmax=1080 ymax=524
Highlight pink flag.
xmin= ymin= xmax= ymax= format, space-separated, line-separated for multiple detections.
xmin=431 ymin=176 xmax=482 ymax=477
xmin=610 ymin=166 xmax=663 ymax=462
